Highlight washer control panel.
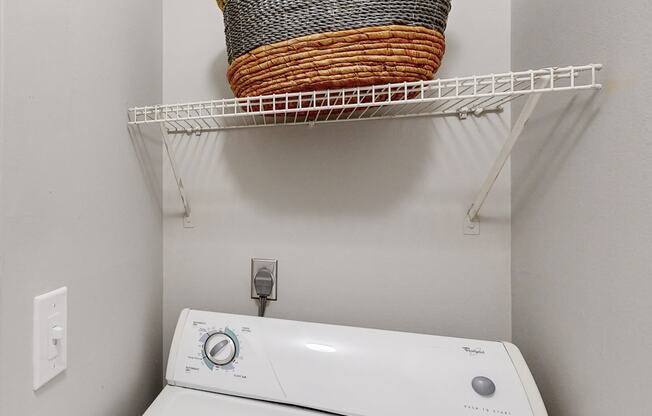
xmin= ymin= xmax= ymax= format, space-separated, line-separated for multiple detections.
xmin=166 ymin=309 xmax=548 ymax=416
xmin=167 ymin=312 xmax=285 ymax=399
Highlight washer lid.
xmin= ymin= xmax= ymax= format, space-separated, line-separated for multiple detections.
xmin=144 ymin=386 xmax=327 ymax=416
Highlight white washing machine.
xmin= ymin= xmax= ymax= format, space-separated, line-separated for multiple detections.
xmin=144 ymin=309 xmax=548 ymax=416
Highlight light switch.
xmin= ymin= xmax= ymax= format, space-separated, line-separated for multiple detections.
xmin=33 ymin=287 xmax=67 ymax=391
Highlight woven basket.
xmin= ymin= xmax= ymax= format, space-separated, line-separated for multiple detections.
xmin=217 ymin=0 xmax=452 ymax=98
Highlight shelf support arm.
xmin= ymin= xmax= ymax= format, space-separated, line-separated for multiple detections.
xmin=466 ymin=76 xmax=551 ymax=224
xmin=160 ymin=123 xmax=194 ymax=228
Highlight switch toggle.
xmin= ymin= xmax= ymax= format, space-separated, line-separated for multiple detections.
xmin=51 ymin=326 xmax=65 ymax=343
xmin=48 ymin=325 xmax=65 ymax=360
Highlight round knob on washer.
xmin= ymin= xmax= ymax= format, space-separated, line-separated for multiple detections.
xmin=472 ymin=376 xmax=496 ymax=396
xmin=204 ymin=332 xmax=237 ymax=366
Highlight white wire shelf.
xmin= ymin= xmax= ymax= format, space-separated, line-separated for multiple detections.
xmin=128 ymin=64 xmax=602 ymax=229
xmin=128 ymin=64 xmax=602 ymax=135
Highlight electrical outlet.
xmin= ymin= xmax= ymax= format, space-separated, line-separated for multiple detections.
xmin=251 ymin=259 xmax=278 ymax=301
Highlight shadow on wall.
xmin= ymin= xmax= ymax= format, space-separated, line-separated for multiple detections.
xmin=434 ymin=32 xmax=461 ymax=79
xmin=210 ymin=51 xmax=233 ymax=99
xmin=165 ymin=118 xmax=458 ymax=218
xmin=219 ymin=120 xmax=432 ymax=217
xmin=512 ymin=91 xmax=602 ymax=215
xmin=129 ymin=125 xmax=164 ymax=209
xmin=159 ymin=105 xmax=513 ymax=222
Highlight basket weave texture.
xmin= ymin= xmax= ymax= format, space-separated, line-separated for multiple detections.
xmin=220 ymin=0 xmax=452 ymax=97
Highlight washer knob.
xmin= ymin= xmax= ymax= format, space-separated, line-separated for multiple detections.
xmin=204 ymin=332 xmax=237 ymax=366
xmin=472 ymin=376 xmax=496 ymax=396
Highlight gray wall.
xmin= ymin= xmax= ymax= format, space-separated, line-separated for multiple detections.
xmin=162 ymin=0 xmax=513 ymax=365
xmin=0 ymin=0 xmax=163 ymax=415
xmin=511 ymin=1 xmax=652 ymax=415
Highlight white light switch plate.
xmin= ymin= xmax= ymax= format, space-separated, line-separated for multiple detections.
xmin=33 ymin=287 xmax=67 ymax=391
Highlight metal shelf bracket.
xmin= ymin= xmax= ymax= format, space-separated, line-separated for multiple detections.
xmin=160 ymin=123 xmax=194 ymax=228
xmin=464 ymin=75 xmax=552 ymax=234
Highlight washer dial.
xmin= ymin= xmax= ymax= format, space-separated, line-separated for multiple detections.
xmin=204 ymin=332 xmax=237 ymax=366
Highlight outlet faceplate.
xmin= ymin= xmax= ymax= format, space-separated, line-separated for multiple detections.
xmin=251 ymin=259 xmax=278 ymax=301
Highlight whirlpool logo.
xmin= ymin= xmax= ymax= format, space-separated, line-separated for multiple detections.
xmin=463 ymin=347 xmax=486 ymax=356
